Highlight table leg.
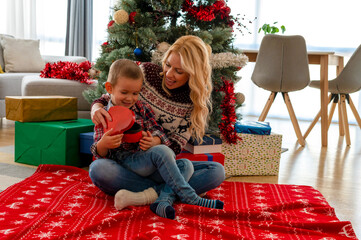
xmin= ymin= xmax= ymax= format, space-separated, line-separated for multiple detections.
xmin=337 ymin=57 xmax=344 ymax=75
xmin=320 ymin=55 xmax=329 ymax=147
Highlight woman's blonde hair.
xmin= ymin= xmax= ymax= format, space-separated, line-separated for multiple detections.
xmin=162 ymin=35 xmax=213 ymax=142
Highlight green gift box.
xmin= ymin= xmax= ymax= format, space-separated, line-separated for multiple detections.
xmin=222 ymin=133 xmax=282 ymax=176
xmin=15 ymin=119 xmax=94 ymax=167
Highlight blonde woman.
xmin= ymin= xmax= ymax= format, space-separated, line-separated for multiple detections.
xmin=89 ymin=35 xmax=225 ymax=212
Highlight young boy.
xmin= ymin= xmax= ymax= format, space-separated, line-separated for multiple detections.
xmin=90 ymin=59 xmax=223 ymax=219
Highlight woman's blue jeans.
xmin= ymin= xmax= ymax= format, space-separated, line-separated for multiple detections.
xmin=89 ymin=145 xmax=225 ymax=202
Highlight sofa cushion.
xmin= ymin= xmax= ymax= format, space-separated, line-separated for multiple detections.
xmin=0 ymin=34 xmax=14 ymax=70
xmin=42 ymin=55 xmax=87 ymax=64
xmin=22 ymin=75 xmax=97 ymax=111
xmin=1 ymin=36 xmax=45 ymax=73
xmin=0 ymin=73 xmax=40 ymax=98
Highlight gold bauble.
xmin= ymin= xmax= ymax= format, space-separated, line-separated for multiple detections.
xmin=114 ymin=9 xmax=129 ymax=25
xmin=235 ymin=92 xmax=245 ymax=105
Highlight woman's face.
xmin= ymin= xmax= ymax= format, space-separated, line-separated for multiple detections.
xmin=163 ymin=52 xmax=190 ymax=89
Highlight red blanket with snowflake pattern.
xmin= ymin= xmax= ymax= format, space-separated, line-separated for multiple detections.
xmin=0 ymin=165 xmax=357 ymax=239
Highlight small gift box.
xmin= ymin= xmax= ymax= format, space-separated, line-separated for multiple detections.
xmin=222 ymin=133 xmax=282 ymax=176
xmin=15 ymin=119 xmax=94 ymax=167
xmin=176 ymin=150 xmax=225 ymax=165
xmin=235 ymin=121 xmax=271 ymax=135
xmin=184 ymin=134 xmax=222 ymax=154
xmin=79 ymin=132 xmax=94 ymax=155
xmin=5 ymin=96 xmax=77 ymax=122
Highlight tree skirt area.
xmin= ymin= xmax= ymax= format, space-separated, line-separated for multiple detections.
xmin=0 ymin=165 xmax=357 ymax=240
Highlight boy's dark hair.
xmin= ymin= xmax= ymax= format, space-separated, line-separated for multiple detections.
xmin=107 ymin=59 xmax=144 ymax=85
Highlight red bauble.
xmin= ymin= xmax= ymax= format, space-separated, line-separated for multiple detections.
xmin=129 ymin=12 xmax=136 ymax=24
xmin=107 ymin=20 xmax=115 ymax=28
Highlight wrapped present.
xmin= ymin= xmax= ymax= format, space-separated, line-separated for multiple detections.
xmin=235 ymin=120 xmax=271 ymax=135
xmin=79 ymin=132 xmax=94 ymax=155
xmin=222 ymin=133 xmax=282 ymax=176
xmin=5 ymin=96 xmax=77 ymax=122
xmin=15 ymin=119 xmax=94 ymax=167
xmin=176 ymin=150 xmax=225 ymax=165
xmin=185 ymin=134 xmax=222 ymax=154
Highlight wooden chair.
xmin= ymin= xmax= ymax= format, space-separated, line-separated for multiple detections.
xmin=303 ymin=45 xmax=361 ymax=146
xmin=251 ymin=35 xmax=310 ymax=146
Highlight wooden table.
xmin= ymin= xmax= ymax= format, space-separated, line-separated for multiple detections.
xmin=242 ymin=50 xmax=344 ymax=147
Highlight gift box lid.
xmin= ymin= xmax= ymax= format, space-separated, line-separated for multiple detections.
xmin=104 ymin=106 xmax=136 ymax=135
xmin=188 ymin=134 xmax=222 ymax=146
xmin=80 ymin=131 xmax=94 ymax=140
xmin=235 ymin=121 xmax=271 ymax=135
xmin=104 ymin=106 xmax=142 ymax=143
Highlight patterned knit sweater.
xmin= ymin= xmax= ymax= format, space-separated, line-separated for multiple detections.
xmin=93 ymin=62 xmax=193 ymax=155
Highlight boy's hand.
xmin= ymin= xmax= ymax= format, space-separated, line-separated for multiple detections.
xmin=139 ymin=131 xmax=161 ymax=151
xmin=98 ymin=128 xmax=124 ymax=150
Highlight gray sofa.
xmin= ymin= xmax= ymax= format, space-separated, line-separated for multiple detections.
xmin=0 ymin=34 xmax=96 ymax=120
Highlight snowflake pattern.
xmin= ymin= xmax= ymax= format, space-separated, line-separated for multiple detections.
xmin=34 ymin=231 xmax=55 ymax=239
xmin=0 ymin=166 xmax=357 ymax=240
xmin=260 ymin=232 xmax=283 ymax=239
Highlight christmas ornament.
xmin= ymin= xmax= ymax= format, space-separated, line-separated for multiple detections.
xmin=129 ymin=11 xmax=137 ymax=24
xmin=114 ymin=9 xmax=129 ymax=25
xmin=182 ymin=0 xmax=234 ymax=28
xmin=235 ymin=92 xmax=245 ymax=105
xmin=107 ymin=20 xmax=115 ymax=29
xmin=134 ymin=48 xmax=143 ymax=56
xmin=157 ymin=42 xmax=171 ymax=53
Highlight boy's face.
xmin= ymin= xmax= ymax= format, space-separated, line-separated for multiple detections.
xmin=105 ymin=77 xmax=143 ymax=108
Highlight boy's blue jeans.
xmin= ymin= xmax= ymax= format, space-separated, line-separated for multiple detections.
xmin=89 ymin=145 xmax=225 ymax=203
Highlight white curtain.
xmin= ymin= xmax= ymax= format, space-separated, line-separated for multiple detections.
xmin=6 ymin=0 xmax=37 ymax=39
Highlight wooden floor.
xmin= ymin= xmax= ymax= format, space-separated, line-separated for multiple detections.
xmin=0 ymin=117 xmax=360 ymax=238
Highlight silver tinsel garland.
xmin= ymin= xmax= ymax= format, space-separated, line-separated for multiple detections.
xmin=151 ymin=44 xmax=249 ymax=70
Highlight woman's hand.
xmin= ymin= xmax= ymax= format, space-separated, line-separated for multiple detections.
xmin=91 ymin=103 xmax=112 ymax=128
xmin=139 ymin=131 xmax=161 ymax=151
xmin=97 ymin=128 xmax=123 ymax=157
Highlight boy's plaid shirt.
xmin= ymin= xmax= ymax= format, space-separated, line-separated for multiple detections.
xmin=91 ymin=100 xmax=171 ymax=159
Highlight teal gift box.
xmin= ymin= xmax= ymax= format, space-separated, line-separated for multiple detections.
xmin=15 ymin=119 xmax=94 ymax=167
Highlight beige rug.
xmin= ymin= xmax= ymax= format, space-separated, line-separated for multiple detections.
xmin=0 ymin=146 xmax=36 ymax=191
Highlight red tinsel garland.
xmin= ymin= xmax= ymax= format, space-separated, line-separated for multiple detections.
xmin=182 ymin=0 xmax=234 ymax=28
xmin=218 ymin=77 xmax=242 ymax=144
xmin=40 ymin=61 xmax=94 ymax=85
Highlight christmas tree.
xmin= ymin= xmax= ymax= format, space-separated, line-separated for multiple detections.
xmin=83 ymin=0 xmax=248 ymax=143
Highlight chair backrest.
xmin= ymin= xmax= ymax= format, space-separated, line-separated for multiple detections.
xmin=332 ymin=44 xmax=361 ymax=94
xmin=251 ymin=34 xmax=310 ymax=92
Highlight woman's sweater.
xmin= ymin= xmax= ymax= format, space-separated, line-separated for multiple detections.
xmin=93 ymin=62 xmax=193 ymax=154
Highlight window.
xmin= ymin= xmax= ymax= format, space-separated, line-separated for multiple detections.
xmin=228 ymin=0 xmax=361 ymax=123
xmin=36 ymin=0 xmax=67 ymax=56
xmin=92 ymin=0 xmax=115 ymax=62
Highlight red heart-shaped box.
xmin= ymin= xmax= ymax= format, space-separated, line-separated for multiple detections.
xmin=104 ymin=106 xmax=143 ymax=143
